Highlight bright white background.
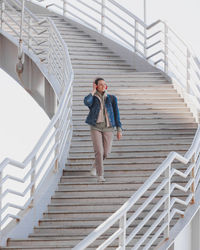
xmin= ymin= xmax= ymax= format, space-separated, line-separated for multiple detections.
xmin=0 ymin=70 xmax=50 ymax=162
xmin=0 ymin=0 xmax=200 ymax=163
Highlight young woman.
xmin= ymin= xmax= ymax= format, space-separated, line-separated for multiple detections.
xmin=84 ymin=78 xmax=122 ymax=182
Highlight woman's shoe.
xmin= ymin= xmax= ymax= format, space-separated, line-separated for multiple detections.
xmin=98 ymin=176 xmax=105 ymax=182
xmin=90 ymin=167 xmax=97 ymax=176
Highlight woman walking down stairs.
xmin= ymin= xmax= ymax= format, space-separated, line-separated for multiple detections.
xmin=1 ymin=15 xmax=197 ymax=250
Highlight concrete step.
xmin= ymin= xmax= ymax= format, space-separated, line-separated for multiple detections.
xmin=71 ymin=58 xmax=127 ymax=64
xmin=73 ymin=108 xmax=191 ymax=115
xmin=70 ymin=50 xmax=115 ymax=56
xmin=69 ymin=146 xmax=191 ymax=155
xmin=72 ymin=123 xmax=197 ymax=130
xmin=72 ymin=109 xmax=192 ymax=116
xmin=73 ymin=81 xmax=170 ymax=86
xmin=66 ymin=157 xmax=182 ymax=166
xmin=72 ymin=116 xmax=195 ymax=123
xmin=73 ymin=92 xmax=180 ymax=98
xmin=73 ymin=69 xmax=136 ymax=74
xmin=32 ymin=218 xmax=164 ymax=236
xmin=56 ymin=174 xmax=187 ymax=185
xmin=68 ymin=146 xmax=189 ymax=156
xmin=64 ymin=164 xmax=187 ymax=174
xmin=71 ymin=58 xmax=126 ymax=64
xmin=76 ymin=97 xmax=184 ymax=103
xmin=71 ymin=133 xmax=194 ymax=141
xmin=73 ymin=74 xmax=165 ymax=79
xmin=71 ymin=138 xmax=193 ymax=146
xmin=6 ymin=236 xmax=162 ymax=249
xmin=72 ymin=64 xmax=133 ymax=69
xmin=72 ymin=128 xmax=196 ymax=137
xmin=73 ymin=117 xmax=195 ymax=125
xmin=70 ymin=54 xmax=122 ymax=60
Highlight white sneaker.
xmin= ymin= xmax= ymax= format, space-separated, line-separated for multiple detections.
xmin=90 ymin=167 xmax=97 ymax=176
xmin=98 ymin=176 xmax=106 ymax=182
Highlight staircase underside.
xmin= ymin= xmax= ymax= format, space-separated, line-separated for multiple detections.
xmin=1 ymin=14 xmax=198 ymax=250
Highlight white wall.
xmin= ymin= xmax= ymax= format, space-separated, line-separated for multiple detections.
xmin=172 ymin=209 xmax=200 ymax=250
xmin=174 ymin=222 xmax=191 ymax=250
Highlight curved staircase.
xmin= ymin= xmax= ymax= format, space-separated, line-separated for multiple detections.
xmin=1 ymin=13 xmax=198 ymax=249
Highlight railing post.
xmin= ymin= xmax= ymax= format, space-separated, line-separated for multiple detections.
xmin=63 ymin=0 xmax=67 ymax=17
xmin=190 ymin=153 xmax=196 ymax=204
xmin=29 ymin=156 xmax=36 ymax=208
xmin=27 ymin=16 xmax=32 ymax=51
xmin=101 ymin=0 xmax=105 ymax=34
xmin=1 ymin=0 xmax=5 ymax=29
xmin=118 ymin=213 xmax=126 ymax=249
xmin=47 ymin=24 xmax=52 ymax=74
xmin=144 ymin=26 xmax=147 ymax=59
xmin=164 ymin=164 xmax=171 ymax=240
xmin=135 ymin=20 xmax=138 ymax=53
xmin=54 ymin=118 xmax=60 ymax=172
xmin=186 ymin=48 xmax=191 ymax=94
xmin=164 ymin=23 xmax=169 ymax=74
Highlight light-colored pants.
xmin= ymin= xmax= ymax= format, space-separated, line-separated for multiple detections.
xmin=91 ymin=130 xmax=113 ymax=176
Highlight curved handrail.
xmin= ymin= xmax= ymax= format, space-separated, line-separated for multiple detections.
xmin=3 ymin=0 xmax=200 ymax=249
xmin=0 ymin=0 xmax=74 ymax=239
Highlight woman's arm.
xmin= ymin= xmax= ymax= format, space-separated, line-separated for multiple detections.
xmin=112 ymin=95 xmax=122 ymax=129
xmin=84 ymin=94 xmax=94 ymax=107
xmin=84 ymin=82 xmax=97 ymax=107
xmin=112 ymin=95 xmax=122 ymax=140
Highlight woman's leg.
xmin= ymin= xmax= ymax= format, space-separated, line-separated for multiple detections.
xmin=90 ymin=130 xmax=104 ymax=176
xmin=103 ymin=131 xmax=114 ymax=160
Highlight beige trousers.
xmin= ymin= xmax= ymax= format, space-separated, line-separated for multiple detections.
xmin=91 ymin=130 xmax=113 ymax=176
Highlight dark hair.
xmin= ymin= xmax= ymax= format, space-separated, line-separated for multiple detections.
xmin=94 ymin=77 xmax=104 ymax=86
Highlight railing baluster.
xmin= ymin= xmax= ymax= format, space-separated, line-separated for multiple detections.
xmin=164 ymin=23 xmax=169 ymax=74
xmin=54 ymin=120 xmax=60 ymax=172
xmin=164 ymin=164 xmax=171 ymax=240
xmin=144 ymin=26 xmax=147 ymax=58
xmin=187 ymin=48 xmax=191 ymax=94
xmin=27 ymin=16 xmax=33 ymax=51
xmin=29 ymin=156 xmax=36 ymax=208
xmin=63 ymin=0 xmax=67 ymax=17
xmin=135 ymin=20 xmax=138 ymax=52
xmin=1 ymin=0 xmax=5 ymax=29
xmin=101 ymin=0 xmax=105 ymax=34
xmin=191 ymin=153 xmax=196 ymax=204
xmin=47 ymin=24 xmax=52 ymax=74
xmin=118 ymin=213 xmax=126 ymax=250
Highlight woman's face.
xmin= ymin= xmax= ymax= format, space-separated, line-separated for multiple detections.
xmin=97 ymin=80 xmax=107 ymax=93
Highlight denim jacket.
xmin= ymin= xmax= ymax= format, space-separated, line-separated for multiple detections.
xmin=84 ymin=93 xmax=122 ymax=129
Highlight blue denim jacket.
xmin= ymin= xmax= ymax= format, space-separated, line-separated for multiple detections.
xmin=84 ymin=93 xmax=122 ymax=129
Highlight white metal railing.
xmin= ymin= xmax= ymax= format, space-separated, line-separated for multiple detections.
xmin=0 ymin=0 xmax=73 ymax=240
xmin=2 ymin=0 xmax=200 ymax=249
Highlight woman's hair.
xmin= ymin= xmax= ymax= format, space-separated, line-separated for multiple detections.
xmin=95 ymin=77 xmax=104 ymax=86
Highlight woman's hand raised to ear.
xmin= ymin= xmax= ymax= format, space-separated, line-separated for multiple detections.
xmin=92 ymin=82 xmax=96 ymax=95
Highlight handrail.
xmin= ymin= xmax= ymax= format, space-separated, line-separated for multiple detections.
xmin=0 ymin=0 xmax=73 ymax=240
xmin=3 ymin=0 xmax=200 ymax=249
